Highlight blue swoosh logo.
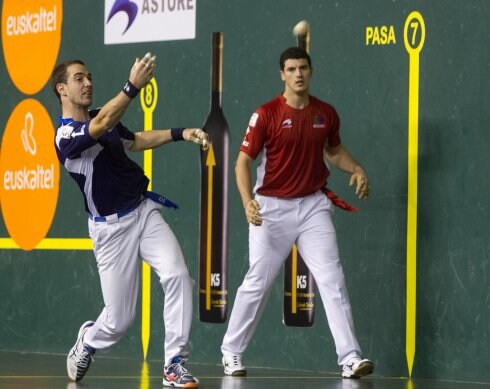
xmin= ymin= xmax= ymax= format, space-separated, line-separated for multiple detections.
xmin=107 ymin=0 xmax=139 ymax=34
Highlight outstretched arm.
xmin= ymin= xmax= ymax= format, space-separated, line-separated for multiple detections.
xmin=129 ymin=128 xmax=209 ymax=151
xmin=324 ymin=144 xmax=370 ymax=199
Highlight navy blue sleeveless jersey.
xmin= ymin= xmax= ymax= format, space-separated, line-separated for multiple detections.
xmin=54 ymin=109 xmax=149 ymax=217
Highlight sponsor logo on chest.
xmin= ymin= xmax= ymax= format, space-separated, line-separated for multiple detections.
xmin=282 ymin=118 xmax=293 ymax=128
xmin=313 ymin=115 xmax=326 ymax=128
xmin=281 ymin=116 xmax=326 ymax=129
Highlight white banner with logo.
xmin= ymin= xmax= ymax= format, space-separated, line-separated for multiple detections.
xmin=104 ymin=0 xmax=196 ymax=44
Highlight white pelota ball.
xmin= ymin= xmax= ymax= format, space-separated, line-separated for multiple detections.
xmin=293 ymin=20 xmax=310 ymax=36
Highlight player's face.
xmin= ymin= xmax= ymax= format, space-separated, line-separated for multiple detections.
xmin=59 ymin=64 xmax=93 ymax=108
xmin=280 ymin=58 xmax=312 ymax=94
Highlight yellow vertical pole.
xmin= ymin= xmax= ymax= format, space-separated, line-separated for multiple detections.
xmin=291 ymin=245 xmax=298 ymax=314
xmin=403 ymin=11 xmax=425 ymax=377
xmin=140 ymin=78 xmax=158 ymax=359
xmin=140 ymin=360 xmax=150 ymax=389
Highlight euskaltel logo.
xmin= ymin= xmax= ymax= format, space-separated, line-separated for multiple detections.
xmin=1 ymin=0 xmax=63 ymax=94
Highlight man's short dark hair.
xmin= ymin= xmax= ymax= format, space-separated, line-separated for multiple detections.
xmin=279 ymin=47 xmax=312 ymax=71
xmin=50 ymin=59 xmax=85 ymax=102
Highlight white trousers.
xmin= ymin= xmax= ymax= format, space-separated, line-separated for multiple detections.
xmin=221 ymin=190 xmax=362 ymax=365
xmin=84 ymin=198 xmax=194 ymax=366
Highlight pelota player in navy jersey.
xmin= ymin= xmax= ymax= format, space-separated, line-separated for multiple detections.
xmin=51 ymin=53 xmax=207 ymax=388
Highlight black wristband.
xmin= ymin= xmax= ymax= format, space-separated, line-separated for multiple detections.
xmin=171 ymin=128 xmax=185 ymax=141
xmin=122 ymin=80 xmax=139 ymax=98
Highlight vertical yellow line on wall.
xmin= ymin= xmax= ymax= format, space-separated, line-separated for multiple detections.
xmin=404 ymin=11 xmax=425 ymax=378
xmin=140 ymin=360 xmax=150 ymax=389
xmin=291 ymin=245 xmax=298 ymax=314
xmin=205 ymin=146 xmax=216 ymax=310
xmin=140 ymin=78 xmax=158 ymax=359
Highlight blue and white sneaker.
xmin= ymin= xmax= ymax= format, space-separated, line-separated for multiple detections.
xmin=66 ymin=321 xmax=96 ymax=381
xmin=342 ymin=357 xmax=374 ymax=378
xmin=163 ymin=357 xmax=199 ymax=388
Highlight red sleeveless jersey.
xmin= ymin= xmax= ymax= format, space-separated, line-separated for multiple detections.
xmin=240 ymin=95 xmax=341 ymax=198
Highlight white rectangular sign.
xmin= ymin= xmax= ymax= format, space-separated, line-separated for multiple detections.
xmin=104 ymin=0 xmax=196 ymax=45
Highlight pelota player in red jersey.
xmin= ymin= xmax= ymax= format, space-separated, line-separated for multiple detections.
xmin=221 ymin=47 xmax=374 ymax=379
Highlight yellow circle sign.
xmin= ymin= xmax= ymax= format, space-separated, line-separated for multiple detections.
xmin=1 ymin=0 xmax=63 ymax=94
xmin=404 ymin=11 xmax=425 ymax=54
xmin=140 ymin=78 xmax=158 ymax=113
xmin=0 ymin=99 xmax=60 ymax=250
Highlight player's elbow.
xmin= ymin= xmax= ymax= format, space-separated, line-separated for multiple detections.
xmin=89 ymin=115 xmax=117 ymax=139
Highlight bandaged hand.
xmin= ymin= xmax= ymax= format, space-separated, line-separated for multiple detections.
xmin=183 ymin=128 xmax=210 ymax=150
xmin=129 ymin=52 xmax=156 ymax=89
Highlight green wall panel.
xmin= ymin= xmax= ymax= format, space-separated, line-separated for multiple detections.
xmin=1 ymin=0 xmax=489 ymax=382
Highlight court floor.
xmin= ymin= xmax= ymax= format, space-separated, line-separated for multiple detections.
xmin=1 ymin=351 xmax=489 ymax=389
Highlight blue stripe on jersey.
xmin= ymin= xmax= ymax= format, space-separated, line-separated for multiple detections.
xmin=54 ymin=109 xmax=149 ymax=217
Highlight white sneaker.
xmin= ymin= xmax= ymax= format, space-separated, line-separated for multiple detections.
xmin=342 ymin=357 xmax=374 ymax=378
xmin=67 ymin=321 xmax=95 ymax=381
xmin=222 ymin=355 xmax=246 ymax=376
